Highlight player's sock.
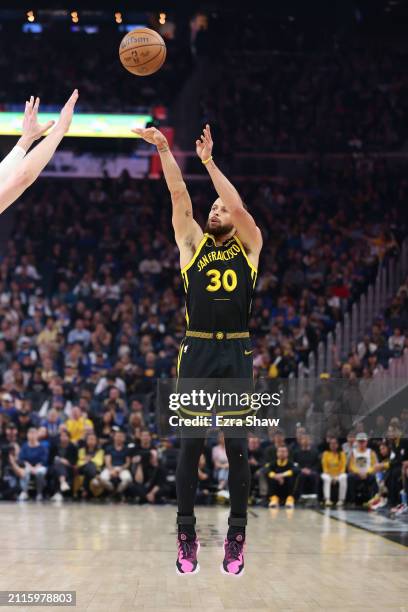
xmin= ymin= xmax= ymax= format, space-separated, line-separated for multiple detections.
xmin=227 ymin=513 xmax=247 ymax=538
xmin=177 ymin=513 xmax=196 ymax=538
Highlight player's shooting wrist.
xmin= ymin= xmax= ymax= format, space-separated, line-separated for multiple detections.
xmin=202 ymin=155 xmax=213 ymax=165
xmin=157 ymin=142 xmax=169 ymax=153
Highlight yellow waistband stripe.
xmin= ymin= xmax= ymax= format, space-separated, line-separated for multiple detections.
xmin=185 ymin=330 xmax=250 ymax=340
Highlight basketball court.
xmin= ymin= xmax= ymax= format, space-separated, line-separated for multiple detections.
xmin=1 ymin=503 xmax=407 ymax=611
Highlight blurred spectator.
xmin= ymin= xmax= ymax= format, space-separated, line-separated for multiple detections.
xmin=347 ymin=433 xmax=378 ymax=505
xmin=14 ymin=427 xmax=48 ymax=501
xmin=100 ymin=430 xmax=132 ymax=496
xmin=76 ymin=432 xmax=105 ymax=499
xmin=321 ymin=437 xmax=347 ymax=507
xmin=267 ymin=445 xmax=295 ymax=508
xmin=368 ymin=442 xmax=391 ymax=511
xmin=133 ymin=447 xmax=165 ymax=504
xmin=385 ymin=425 xmax=408 ymax=511
xmin=49 ymin=430 xmax=78 ymax=501
xmin=64 ymin=406 xmax=93 ymax=444
xmin=293 ymin=434 xmax=319 ymax=502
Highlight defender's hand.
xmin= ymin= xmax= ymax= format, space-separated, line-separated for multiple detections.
xmin=55 ymin=89 xmax=79 ymax=134
xmin=132 ymin=126 xmax=168 ymax=149
xmin=196 ymin=124 xmax=213 ymax=161
xmin=22 ymin=96 xmax=55 ymax=143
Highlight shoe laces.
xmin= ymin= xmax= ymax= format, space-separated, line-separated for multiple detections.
xmin=178 ymin=535 xmax=195 ymax=559
xmin=225 ymin=537 xmax=243 ymax=561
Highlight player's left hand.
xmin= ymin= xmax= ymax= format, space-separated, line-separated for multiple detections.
xmin=196 ymin=124 xmax=213 ymax=161
xmin=22 ymin=96 xmax=55 ymax=142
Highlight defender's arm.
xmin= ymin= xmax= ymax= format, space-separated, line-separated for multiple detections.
xmin=0 ymin=95 xmax=56 ymax=183
xmin=0 ymin=90 xmax=78 ymax=215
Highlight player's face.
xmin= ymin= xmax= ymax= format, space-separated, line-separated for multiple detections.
xmin=205 ymin=198 xmax=234 ymax=237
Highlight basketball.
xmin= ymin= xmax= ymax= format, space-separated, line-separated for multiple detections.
xmin=119 ymin=27 xmax=166 ymax=76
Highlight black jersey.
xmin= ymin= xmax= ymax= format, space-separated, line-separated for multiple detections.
xmin=180 ymin=233 xmax=257 ymax=332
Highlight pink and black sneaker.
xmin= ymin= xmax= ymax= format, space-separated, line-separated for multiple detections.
xmin=221 ymin=533 xmax=245 ymax=576
xmin=176 ymin=533 xmax=200 ymax=575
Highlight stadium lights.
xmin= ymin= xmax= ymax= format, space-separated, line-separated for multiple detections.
xmin=115 ymin=12 xmax=122 ymax=24
xmin=159 ymin=12 xmax=166 ymax=25
xmin=27 ymin=10 xmax=35 ymax=22
xmin=71 ymin=11 xmax=79 ymax=23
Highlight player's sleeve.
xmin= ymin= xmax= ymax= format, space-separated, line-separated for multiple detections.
xmin=0 ymin=146 xmax=26 ymax=183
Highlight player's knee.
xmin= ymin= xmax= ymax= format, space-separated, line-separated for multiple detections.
xmin=225 ymin=438 xmax=248 ymax=462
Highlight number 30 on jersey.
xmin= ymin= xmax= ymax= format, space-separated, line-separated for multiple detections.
xmin=205 ymin=268 xmax=238 ymax=292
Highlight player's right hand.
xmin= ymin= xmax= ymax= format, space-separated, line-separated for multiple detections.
xmin=56 ymin=89 xmax=79 ymax=134
xmin=132 ymin=126 xmax=168 ymax=148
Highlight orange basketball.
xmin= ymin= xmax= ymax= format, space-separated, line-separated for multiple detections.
xmin=119 ymin=28 xmax=166 ymax=76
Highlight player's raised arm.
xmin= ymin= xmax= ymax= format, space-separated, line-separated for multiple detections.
xmin=132 ymin=126 xmax=203 ymax=265
xmin=196 ymin=124 xmax=262 ymax=257
xmin=0 ymin=90 xmax=78 ymax=216
xmin=0 ymin=95 xmax=55 ymax=182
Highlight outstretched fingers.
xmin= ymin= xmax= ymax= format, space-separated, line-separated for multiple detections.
xmin=204 ymin=124 xmax=213 ymax=144
xmin=25 ymin=96 xmax=34 ymax=115
xmin=65 ymin=89 xmax=79 ymax=109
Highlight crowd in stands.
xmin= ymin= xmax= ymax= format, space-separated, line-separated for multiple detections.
xmin=0 ymin=22 xmax=193 ymax=112
xmin=1 ymin=405 xmax=407 ymax=516
xmin=201 ymin=16 xmax=408 ymax=153
xmin=332 ymin=274 xmax=408 ymax=379
xmin=0 ymin=164 xmax=405 ymax=513
xmin=1 ymin=14 xmax=407 ymax=155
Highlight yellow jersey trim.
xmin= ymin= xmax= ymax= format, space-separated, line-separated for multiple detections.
xmin=234 ymin=235 xmax=258 ymax=275
xmin=180 ymin=233 xmax=208 ymax=275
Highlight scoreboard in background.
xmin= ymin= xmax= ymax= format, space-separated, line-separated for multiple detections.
xmin=0 ymin=112 xmax=152 ymax=138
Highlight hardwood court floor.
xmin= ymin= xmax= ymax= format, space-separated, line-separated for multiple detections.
xmin=0 ymin=502 xmax=407 ymax=612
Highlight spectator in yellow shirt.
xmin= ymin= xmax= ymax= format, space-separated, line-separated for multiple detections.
xmin=76 ymin=432 xmax=105 ymax=498
xmin=321 ymin=437 xmax=347 ymax=507
xmin=36 ymin=317 xmax=59 ymax=349
xmin=64 ymin=405 xmax=94 ymax=444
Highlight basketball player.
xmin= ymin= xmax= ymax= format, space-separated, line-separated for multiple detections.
xmin=0 ymin=90 xmax=78 ymax=215
xmin=133 ymin=124 xmax=262 ymax=576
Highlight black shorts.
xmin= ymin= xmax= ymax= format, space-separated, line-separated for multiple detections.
xmin=177 ymin=336 xmax=253 ymax=380
xmin=174 ymin=336 xmax=255 ymax=435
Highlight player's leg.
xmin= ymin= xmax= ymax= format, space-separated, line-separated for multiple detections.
xmin=220 ymin=435 xmax=250 ymax=576
xmin=175 ymin=436 xmax=205 ymax=574
xmin=175 ymin=337 xmax=211 ymax=574
xmin=219 ymin=340 xmax=253 ymax=576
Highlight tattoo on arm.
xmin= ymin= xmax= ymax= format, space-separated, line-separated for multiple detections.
xmin=185 ymin=209 xmax=192 ymax=217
